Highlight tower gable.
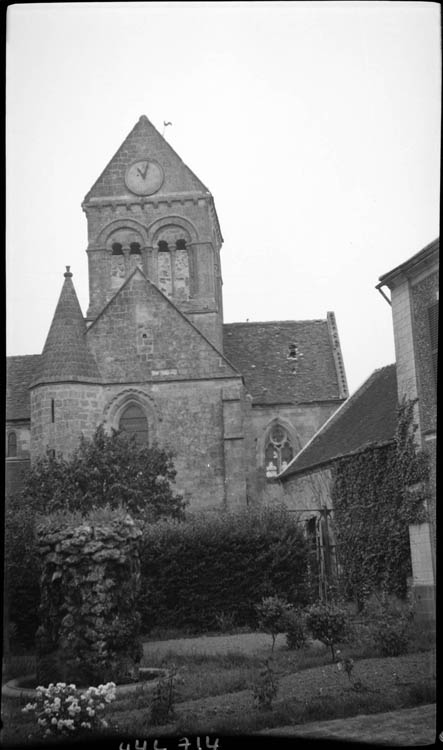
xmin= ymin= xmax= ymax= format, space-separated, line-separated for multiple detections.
xmin=86 ymin=267 xmax=238 ymax=383
xmin=83 ymin=116 xmax=224 ymax=349
xmin=84 ymin=115 xmax=209 ymax=202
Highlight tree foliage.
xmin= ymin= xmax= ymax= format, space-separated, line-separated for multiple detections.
xmin=332 ymin=398 xmax=429 ymax=605
xmin=23 ymin=425 xmax=187 ymax=521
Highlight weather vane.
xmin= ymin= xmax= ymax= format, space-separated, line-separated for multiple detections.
xmin=162 ymin=120 xmax=172 ymax=136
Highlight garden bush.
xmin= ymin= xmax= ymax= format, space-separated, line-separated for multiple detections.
xmin=282 ymin=608 xmax=306 ymax=650
xmin=305 ymin=601 xmax=349 ymax=661
xmin=255 ymin=596 xmax=291 ymax=652
xmin=362 ymin=597 xmax=412 ymax=657
xmin=4 ymin=494 xmax=40 ymax=649
xmin=35 ymin=506 xmax=143 ymax=686
xmin=138 ymin=506 xmax=311 ymax=633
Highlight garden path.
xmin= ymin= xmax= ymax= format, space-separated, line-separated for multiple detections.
xmin=261 ymin=703 xmax=437 ymax=745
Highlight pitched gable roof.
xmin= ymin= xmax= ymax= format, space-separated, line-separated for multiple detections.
xmin=279 ymin=364 xmax=398 ymax=479
xmin=6 ymin=355 xmax=40 ymax=420
xmin=30 ymin=270 xmax=101 ymax=387
xmin=84 ymin=115 xmax=210 ymax=202
xmin=223 ymin=319 xmax=343 ymax=405
xmin=87 ymin=266 xmax=241 ymax=382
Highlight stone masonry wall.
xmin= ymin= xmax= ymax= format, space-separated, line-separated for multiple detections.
xmin=251 ymin=401 xmax=342 ymax=473
xmin=30 ymin=384 xmax=103 ymax=461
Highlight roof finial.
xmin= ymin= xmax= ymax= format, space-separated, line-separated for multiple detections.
xmin=64 ymin=266 xmax=73 ymax=278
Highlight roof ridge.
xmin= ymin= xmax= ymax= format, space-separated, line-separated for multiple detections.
xmin=224 ymin=319 xmax=327 ymax=326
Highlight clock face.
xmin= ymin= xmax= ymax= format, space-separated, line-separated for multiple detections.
xmin=125 ymin=159 xmax=164 ymax=196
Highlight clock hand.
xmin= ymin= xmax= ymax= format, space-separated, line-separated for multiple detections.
xmin=136 ymin=167 xmax=144 ymax=178
xmin=140 ymin=162 xmax=149 ymax=179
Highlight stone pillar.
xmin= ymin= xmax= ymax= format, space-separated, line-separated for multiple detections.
xmin=222 ymin=385 xmax=247 ymax=508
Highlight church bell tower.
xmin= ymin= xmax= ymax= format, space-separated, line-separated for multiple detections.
xmin=82 ymin=115 xmax=224 ymax=349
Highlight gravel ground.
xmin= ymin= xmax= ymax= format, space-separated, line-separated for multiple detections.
xmin=261 ymin=704 xmax=437 ymax=745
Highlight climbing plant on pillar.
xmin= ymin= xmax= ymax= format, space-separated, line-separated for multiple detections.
xmin=35 ymin=506 xmax=143 ymax=687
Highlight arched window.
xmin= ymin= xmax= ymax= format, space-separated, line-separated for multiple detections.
xmin=119 ymin=404 xmax=149 ymax=446
xmin=7 ymin=432 xmax=17 ymax=458
xmin=174 ymin=238 xmax=190 ymax=300
xmin=112 ymin=242 xmax=123 ymax=255
xmin=265 ymin=423 xmax=294 ymax=477
xmin=157 ymin=241 xmax=172 ymax=297
xmin=130 ymin=242 xmax=141 ymax=255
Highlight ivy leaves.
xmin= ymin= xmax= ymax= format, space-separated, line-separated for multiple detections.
xmin=332 ymin=398 xmax=430 ymax=604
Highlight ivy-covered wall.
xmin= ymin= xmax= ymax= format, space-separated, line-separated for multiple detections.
xmin=35 ymin=509 xmax=143 ymax=687
xmin=332 ymin=400 xmax=429 ymax=607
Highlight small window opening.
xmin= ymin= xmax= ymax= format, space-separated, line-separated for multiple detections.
xmin=112 ymin=242 xmax=123 ymax=255
xmin=287 ymin=343 xmax=297 ymax=360
xmin=142 ymin=333 xmax=147 ymax=339
xmin=7 ymin=432 xmax=17 ymax=458
xmin=176 ymin=239 xmax=187 ymax=250
xmin=130 ymin=242 xmax=141 ymax=255
xmin=51 ymin=399 xmax=55 ymax=423
xmin=158 ymin=241 xmax=169 ymax=252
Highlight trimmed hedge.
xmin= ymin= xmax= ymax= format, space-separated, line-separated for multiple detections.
xmin=138 ymin=506 xmax=311 ymax=632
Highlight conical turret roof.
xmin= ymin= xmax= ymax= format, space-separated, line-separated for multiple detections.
xmin=30 ymin=268 xmax=101 ymax=386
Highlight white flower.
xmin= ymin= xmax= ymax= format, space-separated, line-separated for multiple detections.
xmin=37 ymin=718 xmax=47 ymax=726
xmin=51 ymin=717 xmax=57 ymax=725
xmin=86 ymin=707 xmax=95 ymax=717
xmin=80 ymin=721 xmax=91 ymax=729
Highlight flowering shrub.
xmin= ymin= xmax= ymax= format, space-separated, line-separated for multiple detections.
xmin=282 ymin=608 xmax=306 ymax=650
xmin=255 ymin=595 xmax=292 ymax=652
xmin=305 ymin=602 xmax=349 ymax=661
xmin=22 ymin=681 xmax=116 ymax=738
xmin=252 ymin=658 xmax=279 ymax=710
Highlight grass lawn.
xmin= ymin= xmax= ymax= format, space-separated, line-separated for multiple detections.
xmin=1 ymin=630 xmax=436 ymax=744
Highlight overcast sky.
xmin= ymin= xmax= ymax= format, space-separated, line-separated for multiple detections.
xmin=6 ymin=1 xmax=440 ymax=394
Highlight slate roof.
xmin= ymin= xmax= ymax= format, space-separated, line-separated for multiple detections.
xmin=279 ymin=364 xmax=398 ymax=479
xmin=223 ymin=320 xmax=342 ymax=405
xmin=6 ymin=355 xmax=40 ymax=420
xmin=30 ymin=271 xmax=101 ymax=387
